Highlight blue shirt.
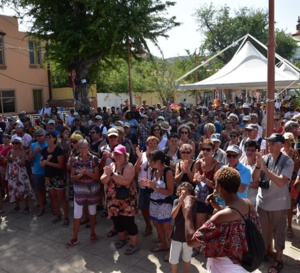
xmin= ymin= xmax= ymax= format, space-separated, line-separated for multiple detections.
xmin=219 ymin=162 xmax=251 ymax=203
xmin=31 ymin=141 xmax=48 ymax=174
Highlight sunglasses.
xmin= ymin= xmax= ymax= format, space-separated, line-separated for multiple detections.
xmin=226 ymin=122 xmax=232 ymax=124
xmin=181 ymin=151 xmax=191 ymax=154
xmin=201 ymin=148 xmax=212 ymax=152
xmin=227 ymin=154 xmax=239 ymax=158
xmin=12 ymin=142 xmax=21 ymax=145
xmin=246 ymin=148 xmax=256 ymax=153
xmin=274 ymin=119 xmax=280 ymax=121
xmin=108 ymin=135 xmax=118 ymax=138
xmin=230 ymin=135 xmax=237 ymax=138
xmin=71 ymin=140 xmax=78 ymax=144
xmin=181 ymin=131 xmax=188 ymax=134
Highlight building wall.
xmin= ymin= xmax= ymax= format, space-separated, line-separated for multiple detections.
xmin=0 ymin=15 xmax=49 ymax=114
xmin=97 ymin=91 xmax=198 ymax=108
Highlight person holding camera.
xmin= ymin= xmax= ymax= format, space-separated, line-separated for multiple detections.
xmin=252 ymin=133 xmax=294 ymax=273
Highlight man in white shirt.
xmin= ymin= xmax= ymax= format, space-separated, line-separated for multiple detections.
xmin=66 ymin=109 xmax=76 ymax=127
xmin=39 ymin=102 xmax=52 ymax=117
xmin=94 ymin=115 xmax=107 ymax=138
xmin=240 ymin=124 xmax=266 ymax=155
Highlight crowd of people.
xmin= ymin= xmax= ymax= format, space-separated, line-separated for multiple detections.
xmin=0 ymin=97 xmax=300 ymax=273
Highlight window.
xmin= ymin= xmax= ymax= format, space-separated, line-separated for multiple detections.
xmin=32 ymin=89 xmax=43 ymax=111
xmin=0 ymin=31 xmax=5 ymax=66
xmin=0 ymin=90 xmax=15 ymax=113
xmin=29 ymin=40 xmax=41 ymax=66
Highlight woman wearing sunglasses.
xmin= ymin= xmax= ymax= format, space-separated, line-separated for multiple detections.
xmin=178 ymin=124 xmax=195 ymax=155
xmin=192 ymin=139 xmax=221 ymax=256
xmin=223 ymin=129 xmax=241 ymax=151
xmin=175 ymin=144 xmax=195 ymax=187
xmin=150 ymin=123 xmax=167 ymax=151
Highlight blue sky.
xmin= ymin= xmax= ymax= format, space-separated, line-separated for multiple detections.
xmin=1 ymin=0 xmax=299 ymax=58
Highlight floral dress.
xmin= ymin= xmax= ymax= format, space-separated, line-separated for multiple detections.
xmin=106 ymin=163 xmax=137 ymax=218
xmin=7 ymin=155 xmax=34 ymax=202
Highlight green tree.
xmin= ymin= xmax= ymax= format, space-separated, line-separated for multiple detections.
xmin=4 ymin=0 xmax=179 ymax=113
xmin=195 ymin=4 xmax=297 ymax=64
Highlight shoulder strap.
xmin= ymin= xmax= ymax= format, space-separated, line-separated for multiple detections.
xmin=227 ymin=206 xmax=244 ymax=218
xmin=163 ymin=167 xmax=172 ymax=190
xmin=164 ymin=146 xmax=169 ymax=155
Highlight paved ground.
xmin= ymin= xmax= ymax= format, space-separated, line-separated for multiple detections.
xmin=0 ymin=201 xmax=300 ymax=273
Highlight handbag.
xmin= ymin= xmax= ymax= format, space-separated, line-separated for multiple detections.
xmin=116 ymin=185 xmax=130 ymax=200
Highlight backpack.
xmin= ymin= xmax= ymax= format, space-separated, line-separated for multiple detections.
xmin=229 ymin=205 xmax=265 ymax=272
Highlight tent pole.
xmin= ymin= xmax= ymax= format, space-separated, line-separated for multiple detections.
xmin=266 ymin=0 xmax=276 ymax=139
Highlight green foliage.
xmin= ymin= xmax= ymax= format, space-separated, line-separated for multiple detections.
xmin=195 ymin=4 xmax=298 ymax=64
xmin=275 ymin=30 xmax=298 ymax=60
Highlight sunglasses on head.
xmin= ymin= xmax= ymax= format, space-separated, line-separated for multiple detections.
xmin=201 ymin=148 xmax=212 ymax=152
xmin=227 ymin=154 xmax=239 ymax=158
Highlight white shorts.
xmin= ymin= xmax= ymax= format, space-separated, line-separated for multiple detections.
xmin=169 ymin=240 xmax=193 ymax=264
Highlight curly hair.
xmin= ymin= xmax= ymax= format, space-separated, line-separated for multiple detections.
xmin=214 ymin=167 xmax=240 ymax=194
xmin=176 ymin=182 xmax=195 ymax=197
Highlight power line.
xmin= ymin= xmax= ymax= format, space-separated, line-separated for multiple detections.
xmin=0 ymin=72 xmax=49 ymax=87
xmin=0 ymin=15 xmax=19 ymax=28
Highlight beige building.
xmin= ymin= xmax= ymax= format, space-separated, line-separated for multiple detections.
xmin=0 ymin=15 xmax=50 ymax=114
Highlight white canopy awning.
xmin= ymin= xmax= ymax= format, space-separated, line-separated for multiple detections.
xmin=175 ymin=41 xmax=299 ymax=90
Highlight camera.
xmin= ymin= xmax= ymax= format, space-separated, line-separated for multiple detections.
xmin=259 ymin=180 xmax=270 ymax=189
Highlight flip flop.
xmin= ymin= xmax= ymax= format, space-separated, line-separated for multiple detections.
xmin=268 ymin=260 xmax=283 ymax=273
xmin=151 ymin=247 xmax=169 ymax=252
xmin=107 ymin=228 xmax=118 ymax=237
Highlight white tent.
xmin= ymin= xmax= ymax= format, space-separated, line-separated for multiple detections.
xmin=175 ymin=41 xmax=299 ymax=90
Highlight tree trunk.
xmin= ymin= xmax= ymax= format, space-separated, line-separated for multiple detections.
xmin=74 ymin=83 xmax=90 ymax=114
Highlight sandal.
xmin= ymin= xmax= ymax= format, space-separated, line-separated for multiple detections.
xmin=62 ymin=218 xmax=70 ymax=227
xmin=286 ymin=228 xmax=294 ymax=238
xmin=107 ymin=228 xmax=118 ymax=237
xmin=66 ymin=239 xmax=78 ymax=249
xmin=268 ymin=260 xmax=283 ymax=273
xmin=90 ymin=233 xmax=98 ymax=241
xmin=124 ymin=245 xmax=139 ymax=255
xmin=114 ymin=240 xmax=127 ymax=249
xmin=52 ymin=216 xmax=62 ymax=224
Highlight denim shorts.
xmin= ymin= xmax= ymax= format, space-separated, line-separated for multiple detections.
xmin=32 ymin=174 xmax=45 ymax=191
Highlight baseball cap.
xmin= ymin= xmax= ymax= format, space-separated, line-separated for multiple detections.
xmin=242 ymin=103 xmax=250 ymax=108
xmin=229 ymin=113 xmax=239 ymax=120
xmin=226 ymin=145 xmax=241 ymax=154
xmin=243 ymin=115 xmax=251 ymax=121
xmin=211 ymin=133 xmax=221 ymax=142
xmin=140 ymin=113 xmax=148 ymax=119
xmin=95 ymin=115 xmax=102 ymax=120
xmin=157 ymin=116 xmax=165 ymax=121
xmin=123 ymin=122 xmax=130 ymax=128
xmin=265 ymin=133 xmax=284 ymax=143
xmin=35 ymin=128 xmax=46 ymax=135
xmin=284 ymin=121 xmax=299 ymax=132
xmin=113 ymin=145 xmax=127 ymax=154
xmin=107 ymin=128 xmax=119 ymax=137
xmin=90 ymin=126 xmax=101 ymax=134
xmin=48 ymin=119 xmax=55 ymax=124
xmin=8 ymin=116 xmax=14 ymax=121
xmin=245 ymin=123 xmax=258 ymax=130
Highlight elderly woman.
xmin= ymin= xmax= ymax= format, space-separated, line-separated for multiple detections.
xmin=184 ymin=167 xmax=262 ymax=273
xmin=66 ymin=139 xmax=100 ymax=248
xmin=7 ymin=136 xmax=34 ymax=212
xmin=140 ymin=150 xmax=174 ymax=253
xmin=174 ymin=144 xmax=195 ymax=186
xmin=135 ymin=136 xmax=159 ymax=237
xmin=200 ymin=123 xmax=216 ymax=143
xmin=101 ymin=144 xmax=139 ymax=255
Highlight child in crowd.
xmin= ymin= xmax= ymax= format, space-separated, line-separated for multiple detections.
xmin=169 ymin=182 xmax=195 ymax=273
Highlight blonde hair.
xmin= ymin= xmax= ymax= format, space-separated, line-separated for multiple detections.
xmin=70 ymin=132 xmax=84 ymax=141
xmin=146 ymin=136 xmax=159 ymax=144
xmin=204 ymin=123 xmax=216 ymax=134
